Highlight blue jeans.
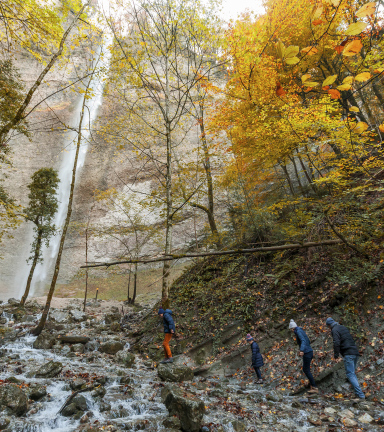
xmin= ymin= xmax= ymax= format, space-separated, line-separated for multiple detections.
xmin=343 ymin=355 xmax=365 ymax=399
xmin=302 ymin=351 xmax=316 ymax=387
xmin=253 ymin=366 xmax=262 ymax=380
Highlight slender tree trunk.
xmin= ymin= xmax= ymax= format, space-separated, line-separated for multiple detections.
xmin=20 ymin=228 xmax=43 ymax=306
xmin=127 ymin=265 xmax=131 ymax=303
xmin=31 ymin=82 xmax=89 ymax=336
xmin=289 ymin=155 xmax=305 ymax=196
xmin=297 ymin=153 xmax=318 ymax=194
xmin=280 ymin=164 xmax=295 ymax=195
xmin=132 ymin=262 xmax=138 ymax=304
xmin=83 ymin=228 xmax=88 ymax=312
xmin=162 ymin=55 xmax=172 ymax=309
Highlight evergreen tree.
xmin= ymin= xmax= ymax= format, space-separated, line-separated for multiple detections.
xmin=21 ymin=168 xmax=59 ymax=305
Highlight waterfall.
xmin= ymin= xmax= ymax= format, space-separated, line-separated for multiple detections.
xmin=14 ymin=41 xmax=111 ymax=299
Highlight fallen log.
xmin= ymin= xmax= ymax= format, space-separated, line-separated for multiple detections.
xmin=80 ymin=240 xmax=343 ymax=269
xmin=57 ymin=335 xmax=90 ymax=344
xmin=58 ymin=385 xmax=93 ymax=415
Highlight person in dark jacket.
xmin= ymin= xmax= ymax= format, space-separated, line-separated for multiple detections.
xmin=289 ymin=319 xmax=318 ymax=394
xmin=246 ymin=334 xmax=264 ymax=383
xmin=326 ymin=317 xmax=365 ymax=400
xmin=158 ymin=308 xmax=175 ymax=363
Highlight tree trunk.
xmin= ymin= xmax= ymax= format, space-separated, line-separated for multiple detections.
xmin=127 ymin=265 xmax=131 ymax=303
xmin=31 ymin=82 xmax=89 ymax=336
xmin=280 ymin=164 xmax=295 ymax=195
xmin=83 ymin=228 xmax=88 ymax=312
xmin=162 ymin=55 xmax=172 ymax=309
xmin=132 ymin=262 xmax=138 ymax=304
xmin=20 ymin=228 xmax=43 ymax=306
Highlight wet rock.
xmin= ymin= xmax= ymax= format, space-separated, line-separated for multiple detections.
xmin=342 ymin=418 xmax=357 ymax=427
xmin=110 ymin=322 xmax=121 ymax=332
xmin=33 ymin=332 xmax=56 ymax=350
xmin=70 ymin=309 xmax=87 ymax=322
xmin=61 ymin=345 xmax=71 ymax=355
xmin=158 ymin=364 xmax=194 ymax=383
xmin=308 ymin=415 xmax=322 ymax=426
xmin=34 ymin=360 xmax=63 ymax=378
xmin=80 ymin=413 xmax=89 ymax=424
xmin=85 ymin=340 xmax=99 ymax=352
xmin=70 ymin=378 xmax=87 ymax=390
xmin=0 ymin=383 xmax=28 ymax=416
xmin=120 ymin=376 xmax=132 ymax=384
xmin=265 ymin=390 xmax=283 ymax=402
xmin=104 ymin=308 xmax=121 ymax=324
xmin=7 ymin=376 xmax=20 ymax=383
xmin=339 ymin=409 xmax=354 ymax=419
xmin=231 ymin=420 xmax=247 ymax=431
xmin=71 ymin=343 xmax=85 ymax=354
xmin=91 ymin=385 xmax=106 ymax=398
xmin=50 ymin=310 xmax=70 ymax=323
xmin=0 ymin=317 xmax=8 ymax=325
xmin=358 ymin=413 xmax=373 ymax=423
xmin=72 ymin=394 xmax=88 ymax=411
xmin=28 ymin=384 xmax=47 ymax=401
xmin=7 ymin=298 xmax=20 ymax=306
xmin=0 ymin=417 xmax=10 ymax=430
xmin=164 ymin=384 xmax=205 ymax=432
xmin=291 ymin=400 xmax=303 ymax=409
xmin=210 ymin=389 xmax=226 ymax=398
xmin=324 ymin=407 xmax=336 ymax=415
xmin=115 ymin=351 xmax=135 ymax=368
xmin=99 ymin=341 xmax=124 ymax=355
xmin=163 ymin=416 xmax=182 ymax=429
xmin=62 ymin=402 xmax=77 ymax=417
xmin=99 ymin=401 xmax=111 ymax=412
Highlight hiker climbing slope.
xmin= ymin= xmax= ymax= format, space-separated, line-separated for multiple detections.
xmin=246 ymin=334 xmax=264 ymax=384
xmin=158 ymin=308 xmax=175 ymax=364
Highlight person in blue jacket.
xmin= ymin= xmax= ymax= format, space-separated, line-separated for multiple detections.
xmin=289 ymin=319 xmax=318 ymax=394
xmin=158 ymin=308 xmax=175 ymax=363
xmin=246 ymin=334 xmax=264 ymax=384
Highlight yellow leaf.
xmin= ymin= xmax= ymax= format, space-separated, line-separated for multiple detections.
xmin=343 ymin=40 xmax=363 ymax=56
xmin=374 ymin=67 xmax=384 ymax=73
xmin=276 ymin=40 xmax=285 ymax=59
xmin=352 ymin=121 xmax=369 ymax=133
xmin=345 ymin=22 xmax=368 ymax=36
xmin=379 ymin=124 xmax=384 ymax=133
xmin=356 ymin=2 xmax=376 ymax=18
xmin=343 ymin=76 xmax=354 ymax=84
xmin=285 ymin=56 xmax=300 ymax=65
xmin=313 ymin=6 xmax=323 ymax=20
xmin=301 ymin=74 xmax=312 ymax=83
xmin=322 ymin=75 xmax=337 ymax=86
xmin=349 ymin=106 xmax=360 ymax=112
xmin=337 ymin=84 xmax=352 ymax=91
xmin=355 ymin=72 xmax=371 ymax=82
xmin=301 ymin=46 xmax=318 ymax=56
xmin=284 ymin=45 xmax=299 ymax=58
xmin=304 ymin=81 xmax=319 ymax=87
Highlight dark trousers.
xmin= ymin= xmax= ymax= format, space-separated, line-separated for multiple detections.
xmin=302 ymin=351 xmax=316 ymax=387
xmin=253 ymin=366 xmax=262 ymax=380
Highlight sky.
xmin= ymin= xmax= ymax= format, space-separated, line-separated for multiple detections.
xmin=220 ymin=0 xmax=265 ymax=20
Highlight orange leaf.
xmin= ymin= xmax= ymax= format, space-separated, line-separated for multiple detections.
xmin=335 ymin=45 xmax=344 ymax=54
xmin=343 ymin=40 xmax=363 ymax=57
xmin=378 ymin=124 xmax=384 ymax=133
xmin=276 ymin=82 xmax=286 ymax=97
xmin=322 ymin=85 xmax=330 ymax=91
xmin=328 ymin=89 xmax=341 ymax=99
xmin=301 ymin=46 xmax=318 ymax=56
xmin=312 ymin=19 xmax=323 ymax=25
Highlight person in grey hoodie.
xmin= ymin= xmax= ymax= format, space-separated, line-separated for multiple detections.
xmin=289 ymin=319 xmax=318 ymax=394
xmin=326 ymin=317 xmax=365 ymax=400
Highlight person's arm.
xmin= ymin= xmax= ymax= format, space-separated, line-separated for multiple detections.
xmin=167 ymin=315 xmax=175 ymax=333
xmin=332 ymin=328 xmax=340 ymax=359
xmin=297 ymin=329 xmax=306 ymax=352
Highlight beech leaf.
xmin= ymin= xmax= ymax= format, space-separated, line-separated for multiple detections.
xmin=343 ymin=40 xmax=363 ymax=56
xmin=313 ymin=6 xmax=323 ymax=20
xmin=284 ymin=46 xmax=300 ymax=58
xmin=285 ymin=56 xmax=300 ymax=65
xmin=301 ymin=46 xmax=318 ymax=56
xmin=337 ymin=84 xmax=352 ymax=91
xmin=349 ymin=106 xmax=360 ymax=112
xmin=355 ymin=72 xmax=371 ymax=82
xmin=301 ymin=74 xmax=312 ymax=83
xmin=355 ymin=2 xmax=376 ymax=18
xmin=304 ymin=81 xmax=319 ymax=87
xmin=328 ymin=89 xmax=341 ymax=99
xmin=352 ymin=121 xmax=369 ymax=133
xmin=343 ymin=76 xmax=354 ymax=84
xmin=345 ymin=22 xmax=368 ymax=36
xmin=379 ymin=124 xmax=384 ymax=133
xmin=322 ymin=75 xmax=337 ymax=86
xmin=276 ymin=40 xmax=285 ymax=59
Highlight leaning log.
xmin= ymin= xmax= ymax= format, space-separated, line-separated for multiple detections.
xmin=57 ymin=335 xmax=90 ymax=344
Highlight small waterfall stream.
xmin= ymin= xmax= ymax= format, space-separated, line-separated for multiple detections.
xmin=14 ymin=42 xmax=111 ymax=299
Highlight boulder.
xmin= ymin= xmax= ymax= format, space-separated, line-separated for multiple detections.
xmin=70 ymin=378 xmax=87 ymax=390
xmin=34 ymin=361 xmax=63 ymax=378
xmin=70 ymin=309 xmax=87 ymax=322
xmin=99 ymin=341 xmax=124 ymax=355
xmin=158 ymin=364 xmax=194 ymax=383
xmin=358 ymin=413 xmax=373 ymax=424
xmin=0 ymin=383 xmax=28 ymax=416
xmin=49 ymin=310 xmax=70 ymax=323
xmin=28 ymin=384 xmax=47 ymax=401
xmin=0 ymin=417 xmax=10 ymax=430
xmin=164 ymin=384 xmax=205 ymax=432
xmin=342 ymin=418 xmax=357 ymax=427
xmin=57 ymin=335 xmax=90 ymax=344
xmin=7 ymin=298 xmax=20 ymax=306
xmin=339 ymin=409 xmax=354 ymax=419
xmin=91 ymin=385 xmax=106 ymax=398
xmin=85 ymin=340 xmax=99 ymax=352
xmin=163 ymin=416 xmax=181 ymax=429
xmin=104 ymin=311 xmax=121 ymax=324
xmin=71 ymin=343 xmax=85 ymax=354
xmin=33 ymin=332 xmax=56 ymax=350
xmin=115 ymin=351 xmax=135 ymax=368
xmin=62 ymin=402 xmax=77 ymax=417
xmin=72 ymin=394 xmax=88 ymax=411
xmin=265 ymin=390 xmax=283 ymax=402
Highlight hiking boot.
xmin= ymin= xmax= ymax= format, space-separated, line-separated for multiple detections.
xmin=161 ymin=358 xmax=173 ymax=364
xmin=160 ymin=359 xmax=169 ymax=364
xmin=352 ymin=397 xmax=365 ymax=403
xmin=308 ymin=387 xmax=319 ymax=394
xmin=256 ymin=379 xmax=263 ymax=384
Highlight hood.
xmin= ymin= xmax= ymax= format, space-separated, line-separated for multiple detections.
xmin=164 ymin=309 xmax=172 ymax=315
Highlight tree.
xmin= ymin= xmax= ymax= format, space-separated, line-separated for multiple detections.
xmin=21 ymin=168 xmax=59 ymax=305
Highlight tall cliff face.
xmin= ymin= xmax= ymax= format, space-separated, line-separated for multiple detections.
xmin=0 ymin=51 xmax=212 ymax=301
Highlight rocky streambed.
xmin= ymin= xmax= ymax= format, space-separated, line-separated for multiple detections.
xmin=0 ymin=298 xmax=383 ymax=431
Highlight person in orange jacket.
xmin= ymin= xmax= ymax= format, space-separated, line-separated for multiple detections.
xmin=158 ymin=308 xmax=175 ymax=364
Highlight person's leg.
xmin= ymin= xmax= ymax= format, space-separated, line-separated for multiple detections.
xmin=163 ymin=333 xmax=172 ymax=359
xmin=254 ymin=367 xmax=262 ymax=380
xmin=343 ymin=355 xmax=365 ymax=399
xmin=302 ymin=352 xmax=317 ymax=388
